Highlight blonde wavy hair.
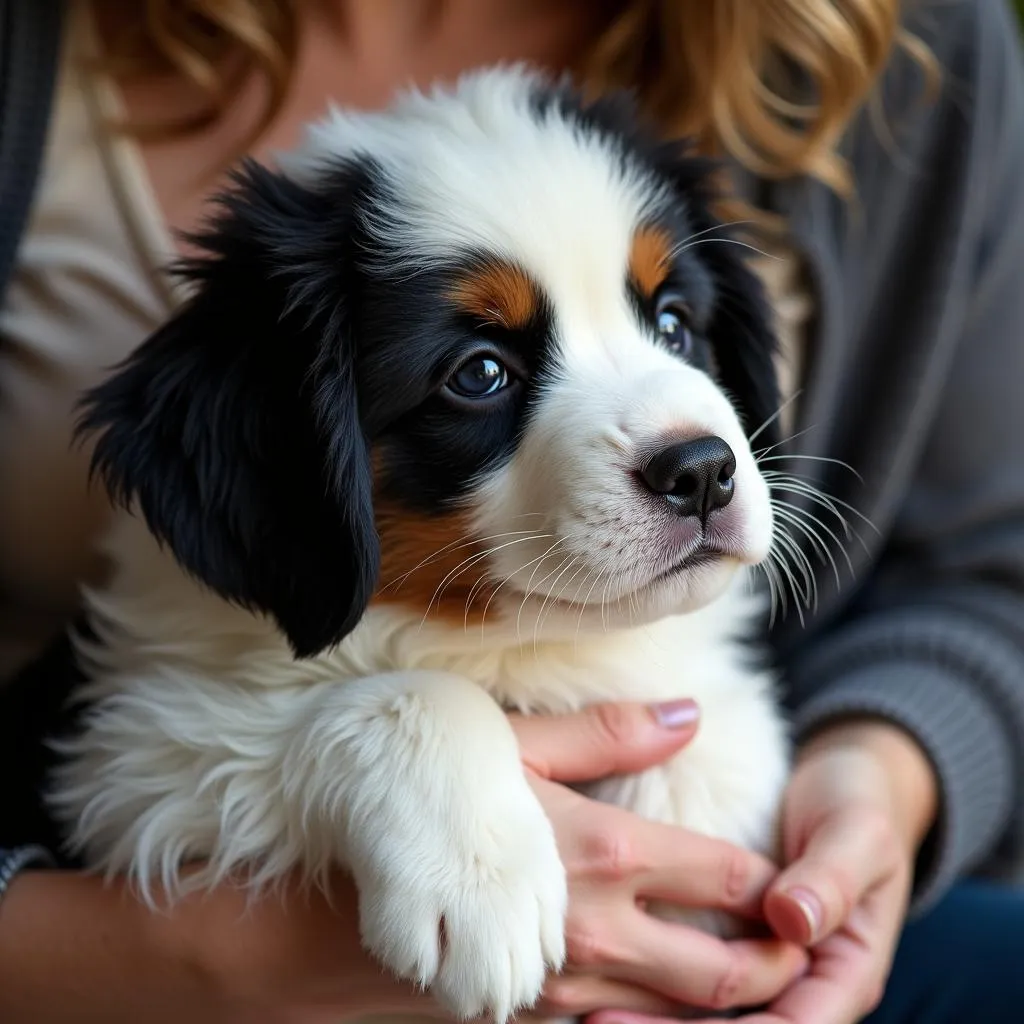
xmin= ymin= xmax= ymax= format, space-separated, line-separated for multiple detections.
xmin=102 ymin=0 xmax=933 ymax=196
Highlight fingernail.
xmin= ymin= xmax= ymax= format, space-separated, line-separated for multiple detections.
xmin=651 ymin=698 xmax=700 ymax=729
xmin=785 ymin=886 xmax=823 ymax=942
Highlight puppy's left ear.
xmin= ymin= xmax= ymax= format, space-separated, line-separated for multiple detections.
xmin=78 ymin=159 xmax=379 ymax=657
xmin=659 ymin=148 xmax=783 ymax=451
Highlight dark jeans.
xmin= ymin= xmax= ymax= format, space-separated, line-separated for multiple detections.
xmin=865 ymin=880 xmax=1024 ymax=1024
xmin=3 ymin=637 xmax=1024 ymax=1022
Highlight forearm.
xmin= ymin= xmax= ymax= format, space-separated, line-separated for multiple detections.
xmin=0 ymin=870 xmax=229 ymax=1024
xmin=0 ymin=867 xmax=431 ymax=1024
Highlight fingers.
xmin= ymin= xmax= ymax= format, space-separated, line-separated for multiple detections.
xmin=584 ymin=1013 xmax=789 ymax=1024
xmin=630 ymin=818 xmax=780 ymax=918
xmin=555 ymin=801 xmax=781 ymax=918
xmin=760 ymin=970 xmax=878 ymax=1024
xmin=716 ymin=874 xmax=910 ymax=1024
xmin=509 ymin=700 xmax=700 ymax=783
xmin=585 ymin=1012 xmax=693 ymax=1024
xmin=722 ymin=933 xmax=886 ymax=1024
xmin=661 ymin=979 xmax=881 ymax=1024
xmin=671 ymin=1016 xmax=785 ymax=1024
xmin=629 ymin=921 xmax=808 ymax=1011
xmin=549 ymin=796 xmax=782 ymax=919
xmin=764 ymin=807 xmax=898 ymax=944
xmin=585 ymin=1015 xmax=675 ymax=1024
xmin=537 ymin=976 xmax=679 ymax=1018
xmin=570 ymin=909 xmax=807 ymax=1012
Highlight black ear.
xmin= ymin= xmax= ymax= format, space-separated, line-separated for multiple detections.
xmin=655 ymin=146 xmax=783 ymax=452
xmin=78 ymin=159 xmax=379 ymax=658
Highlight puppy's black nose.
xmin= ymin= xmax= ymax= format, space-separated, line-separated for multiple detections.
xmin=640 ymin=436 xmax=736 ymax=521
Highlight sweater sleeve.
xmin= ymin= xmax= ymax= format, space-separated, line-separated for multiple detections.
xmin=782 ymin=0 xmax=1024 ymax=912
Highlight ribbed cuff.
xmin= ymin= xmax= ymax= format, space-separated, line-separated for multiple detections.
xmin=0 ymin=845 xmax=55 ymax=911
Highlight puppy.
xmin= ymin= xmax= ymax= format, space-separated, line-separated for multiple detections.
xmin=51 ymin=67 xmax=790 ymax=1022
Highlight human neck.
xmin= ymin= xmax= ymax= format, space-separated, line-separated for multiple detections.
xmin=318 ymin=0 xmax=606 ymax=71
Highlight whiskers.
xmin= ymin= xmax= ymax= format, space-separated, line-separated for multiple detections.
xmin=667 ymin=220 xmax=781 ymax=265
xmin=754 ymin=429 xmax=876 ymax=627
xmin=375 ymin=513 xmax=553 ymax=632
xmin=378 ymin=506 xmax=656 ymax=655
xmin=379 ymin=514 xmax=595 ymax=645
xmin=378 ymin=406 xmax=875 ymax=647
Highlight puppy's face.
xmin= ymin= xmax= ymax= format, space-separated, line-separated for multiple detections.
xmin=364 ymin=211 xmax=773 ymax=630
xmin=81 ymin=69 xmax=779 ymax=656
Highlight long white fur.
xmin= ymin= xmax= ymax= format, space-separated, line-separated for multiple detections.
xmin=50 ymin=67 xmax=790 ymax=1024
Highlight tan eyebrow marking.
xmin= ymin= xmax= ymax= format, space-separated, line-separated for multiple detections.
xmin=629 ymin=225 xmax=673 ymax=299
xmin=448 ymin=261 xmax=540 ymax=329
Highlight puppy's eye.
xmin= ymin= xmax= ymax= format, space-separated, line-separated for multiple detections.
xmin=447 ymin=355 xmax=512 ymax=398
xmin=654 ymin=292 xmax=694 ymax=359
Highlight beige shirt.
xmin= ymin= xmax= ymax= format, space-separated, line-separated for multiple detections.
xmin=0 ymin=8 xmax=812 ymax=679
xmin=0 ymin=6 xmax=181 ymax=677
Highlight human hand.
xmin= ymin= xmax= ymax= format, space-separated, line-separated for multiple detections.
xmin=660 ymin=718 xmax=938 ymax=1024
xmin=511 ymin=701 xmax=808 ymax=1019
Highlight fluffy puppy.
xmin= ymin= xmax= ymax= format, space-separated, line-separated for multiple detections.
xmin=51 ymin=67 xmax=790 ymax=1023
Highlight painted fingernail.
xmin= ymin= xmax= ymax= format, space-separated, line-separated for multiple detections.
xmin=651 ymin=698 xmax=700 ymax=729
xmin=786 ymin=886 xmax=823 ymax=942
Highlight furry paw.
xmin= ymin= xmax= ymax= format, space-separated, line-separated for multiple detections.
xmin=358 ymin=791 xmax=567 ymax=1022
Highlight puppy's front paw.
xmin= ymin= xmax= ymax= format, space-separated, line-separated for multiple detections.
xmin=359 ymin=792 xmax=567 ymax=1022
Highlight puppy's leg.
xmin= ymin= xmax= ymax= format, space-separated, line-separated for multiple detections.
xmin=53 ymin=670 xmax=566 ymax=1022
xmin=298 ymin=671 xmax=567 ymax=1021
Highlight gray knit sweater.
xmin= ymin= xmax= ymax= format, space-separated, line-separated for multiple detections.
xmin=759 ymin=0 xmax=1024 ymax=908
xmin=1 ymin=0 xmax=1024 ymax=911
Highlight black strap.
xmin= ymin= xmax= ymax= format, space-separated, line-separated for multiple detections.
xmin=0 ymin=0 xmax=64 ymax=306
xmin=0 ymin=623 xmax=88 ymax=861
xmin=0 ymin=1 xmax=71 ymax=858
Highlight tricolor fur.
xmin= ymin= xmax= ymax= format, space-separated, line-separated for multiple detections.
xmin=52 ymin=67 xmax=790 ymax=1022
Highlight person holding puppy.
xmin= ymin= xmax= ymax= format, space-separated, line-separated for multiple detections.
xmin=1 ymin=2 xmax=1023 ymax=1022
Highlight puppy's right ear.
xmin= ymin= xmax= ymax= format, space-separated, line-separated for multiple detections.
xmin=78 ymin=159 xmax=380 ymax=658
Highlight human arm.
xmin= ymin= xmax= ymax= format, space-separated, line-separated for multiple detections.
xmin=0 ymin=867 xmax=415 ymax=1024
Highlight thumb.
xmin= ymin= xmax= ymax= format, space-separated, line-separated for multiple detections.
xmin=764 ymin=809 xmax=887 ymax=945
xmin=509 ymin=700 xmax=699 ymax=784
